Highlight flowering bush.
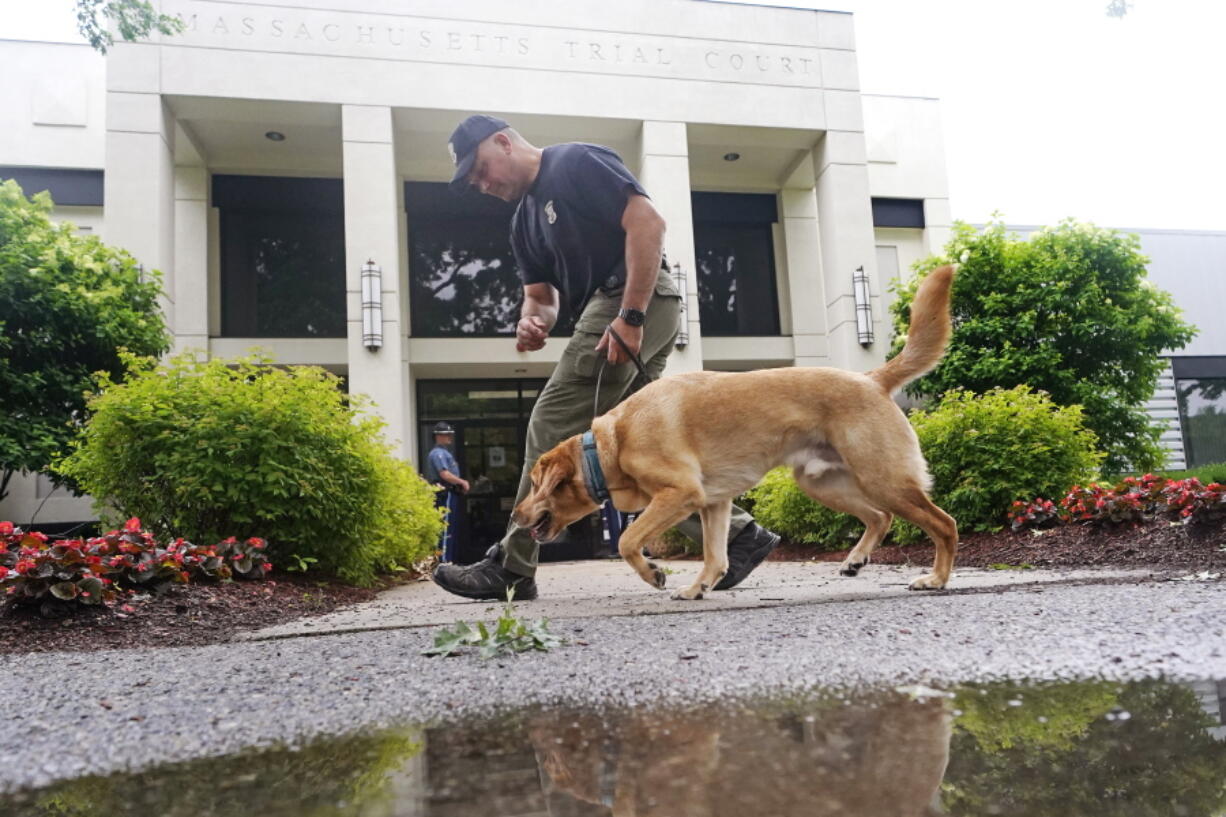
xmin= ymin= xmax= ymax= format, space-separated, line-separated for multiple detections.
xmin=0 ymin=518 xmax=271 ymax=614
xmin=1010 ymin=475 xmax=1226 ymax=530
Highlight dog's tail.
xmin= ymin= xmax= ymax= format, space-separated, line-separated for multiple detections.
xmin=868 ymin=264 xmax=955 ymax=395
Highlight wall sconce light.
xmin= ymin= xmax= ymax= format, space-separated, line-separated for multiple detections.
xmin=361 ymin=259 xmax=383 ymax=351
xmin=853 ymin=265 xmax=874 ymax=346
xmin=672 ymin=260 xmax=689 ymax=349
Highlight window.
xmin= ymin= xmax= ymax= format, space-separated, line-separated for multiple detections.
xmin=215 ymin=175 xmax=346 ymax=338
xmin=691 ymin=192 xmax=780 ymax=336
xmin=406 ymin=183 xmax=579 ymax=337
xmin=1176 ymin=378 xmax=1226 ymax=467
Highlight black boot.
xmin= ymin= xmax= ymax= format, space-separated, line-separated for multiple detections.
xmin=432 ymin=545 xmax=538 ymax=601
xmin=714 ymin=522 xmax=781 ymax=590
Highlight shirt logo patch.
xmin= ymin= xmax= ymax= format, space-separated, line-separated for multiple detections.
xmin=545 ymin=201 xmax=557 ymax=225
xmin=447 ymin=142 xmax=457 ymax=165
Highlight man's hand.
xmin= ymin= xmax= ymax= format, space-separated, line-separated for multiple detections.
xmin=457 ymin=478 xmax=470 ymax=494
xmin=516 ymin=315 xmax=550 ymax=352
xmin=595 ymin=317 xmax=644 ymax=365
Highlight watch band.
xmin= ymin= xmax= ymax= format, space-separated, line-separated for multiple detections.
xmin=618 ymin=307 xmax=646 ymax=327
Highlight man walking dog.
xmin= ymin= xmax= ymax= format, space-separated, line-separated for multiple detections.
xmin=432 ymin=114 xmax=780 ymax=601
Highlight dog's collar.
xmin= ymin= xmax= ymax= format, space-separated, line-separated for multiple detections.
xmin=580 ymin=430 xmax=610 ymax=505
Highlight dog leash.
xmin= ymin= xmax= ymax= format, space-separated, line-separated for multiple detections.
xmin=592 ymin=324 xmax=653 ymax=419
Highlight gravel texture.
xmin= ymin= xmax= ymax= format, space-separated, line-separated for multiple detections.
xmin=1 ymin=575 xmax=1223 ymax=794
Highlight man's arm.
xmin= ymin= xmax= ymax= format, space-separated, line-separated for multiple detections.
xmin=437 ymin=469 xmax=469 ymax=493
xmin=596 ymin=194 xmax=666 ymax=364
xmin=516 ymin=282 xmax=559 ymax=351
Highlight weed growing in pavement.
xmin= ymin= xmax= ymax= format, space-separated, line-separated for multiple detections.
xmin=988 ymin=563 xmax=1035 ymax=571
xmin=424 ymin=588 xmax=563 ymax=659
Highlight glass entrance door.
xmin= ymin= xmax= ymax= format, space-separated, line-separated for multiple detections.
xmin=418 ymin=379 xmax=603 ymax=564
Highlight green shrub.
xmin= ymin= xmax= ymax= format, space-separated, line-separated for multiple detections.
xmin=904 ymin=385 xmax=1103 ymax=540
xmin=744 ymin=466 xmax=862 ymax=550
xmin=58 ymin=354 xmax=444 ymax=586
xmin=743 ymin=386 xmax=1102 ymax=548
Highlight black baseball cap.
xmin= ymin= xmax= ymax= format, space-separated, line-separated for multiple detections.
xmin=447 ymin=114 xmax=510 ymax=191
xmin=432 ymin=421 xmax=456 ymax=435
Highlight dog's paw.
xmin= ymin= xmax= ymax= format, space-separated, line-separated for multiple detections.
xmin=671 ymin=584 xmax=705 ymax=600
xmin=908 ymin=573 xmax=948 ymax=591
xmin=647 ymin=562 xmax=667 ymax=590
xmin=839 ymin=559 xmax=867 ymax=577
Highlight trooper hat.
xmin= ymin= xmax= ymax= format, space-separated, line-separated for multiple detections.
xmin=447 ymin=114 xmax=510 ymax=191
xmin=432 ymin=421 xmax=456 ymax=435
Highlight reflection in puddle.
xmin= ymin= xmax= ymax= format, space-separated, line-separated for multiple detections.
xmin=4 ymin=678 xmax=1225 ymax=816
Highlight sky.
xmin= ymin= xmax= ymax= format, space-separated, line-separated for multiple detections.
xmin=2 ymin=0 xmax=1223 ymax=231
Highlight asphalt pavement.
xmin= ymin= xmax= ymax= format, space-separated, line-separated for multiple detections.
xmin=1 ymin=561 xmax=1223 ymax=793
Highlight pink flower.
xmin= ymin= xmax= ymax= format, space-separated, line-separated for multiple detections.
xmin=124 ymin=518 xmax=142 ymax=533
xmin=0 ymin=522 xmax=13 ymax=536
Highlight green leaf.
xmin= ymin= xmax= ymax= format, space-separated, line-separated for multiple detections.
xmin=50 ymin=581 xmax=79 ymax=600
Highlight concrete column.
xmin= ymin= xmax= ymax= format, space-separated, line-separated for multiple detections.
xmin=813 ymin=130 xmax=885 ymax=372
xmin=342 ymin=104 xmax=408 ymax=458
xmin=780 ymin=152 xmax=830 ymax=367
xmin=172 ymin=165 xmax=209 ymax=359
xmin=399 ymin=184 xmax=419 ymax=465
xmin=923 ymin=197 xmax=954 ymax=259
xmin=103 ymin=42 xmax=174 ymax=325
xmin=637 ymin=120 xmax=702 ymax=375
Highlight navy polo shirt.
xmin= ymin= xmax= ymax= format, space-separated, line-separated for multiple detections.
xmin=510 ymin=143 xmax=649 ymax=316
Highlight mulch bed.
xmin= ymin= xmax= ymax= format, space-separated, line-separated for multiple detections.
xmin=0 ymin=572 xmax=402 ymax=656
xmin=771 ymin=517 xmax=1226 ymax=571
xmin=4 ymin=519 xmax=1223 ymax=657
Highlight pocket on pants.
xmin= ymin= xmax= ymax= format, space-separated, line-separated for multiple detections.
xmin=557 ymin=331 xmax=607 ymax=382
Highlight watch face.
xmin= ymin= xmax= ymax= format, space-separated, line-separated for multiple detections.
xmin=620 ymin=308 xmax=645 ymax=326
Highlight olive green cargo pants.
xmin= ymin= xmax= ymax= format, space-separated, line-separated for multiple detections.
xmin=500 ymin=264 xmax=753 ymax=577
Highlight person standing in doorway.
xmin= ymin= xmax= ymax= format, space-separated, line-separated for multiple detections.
xmin=432 ymin=115 xmax=780 ymax=601
xmin=425 ymin=421 xmax=469 ymax=564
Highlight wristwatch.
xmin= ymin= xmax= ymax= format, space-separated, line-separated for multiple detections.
xmin=617 ymin=307 xmax=646 ymax=327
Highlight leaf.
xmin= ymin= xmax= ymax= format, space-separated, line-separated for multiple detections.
xmin=422 ymin=621 xmax=479 ymax=657
xmin=49 ymin=581 xmax=79 ymax=600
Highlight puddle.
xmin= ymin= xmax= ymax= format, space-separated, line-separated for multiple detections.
xmin=3 ymin=678 xmax=1225 ymax=816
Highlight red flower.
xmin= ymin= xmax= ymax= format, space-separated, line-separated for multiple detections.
xmin=261 ymin=563 xmax=272 ymax=572
xmin=0 ymin=566 xmax=8 ymax=579
xmin=124 ymin=518 xmax=142 ymax=533
xmin=0 ymin=521 xmax=13 ymax=536
xmin=14 ymin=560 xmax=36 ymax=575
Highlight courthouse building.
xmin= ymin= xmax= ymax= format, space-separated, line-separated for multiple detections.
xmin=2 ymin=0 xmax=957 ymax=545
